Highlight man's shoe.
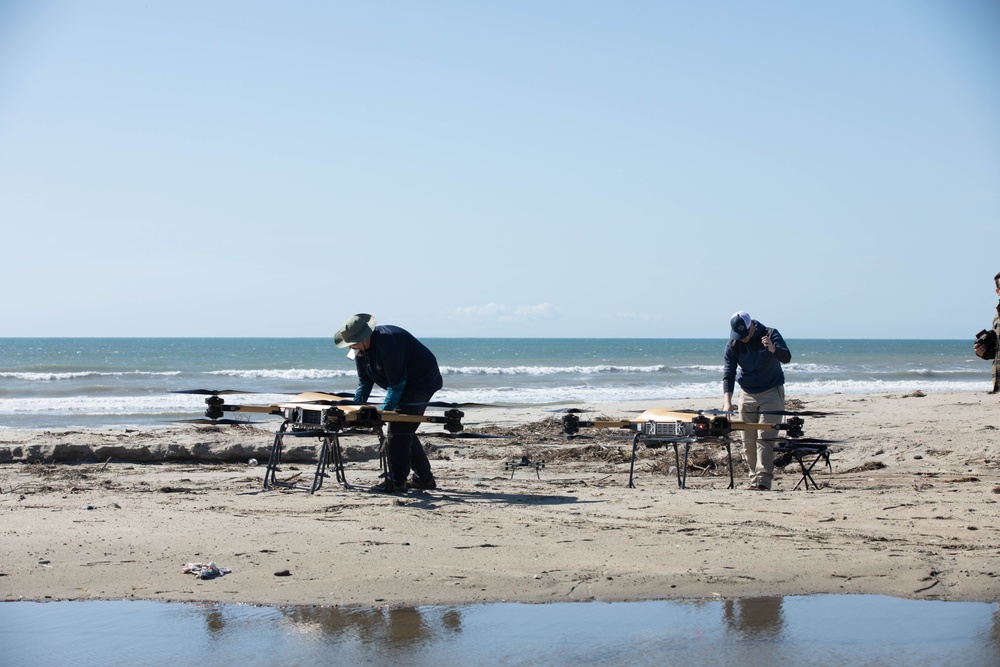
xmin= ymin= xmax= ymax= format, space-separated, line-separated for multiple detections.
xmin=407 ymin=475 xmax=437 ymax=490
xmin=371 ymin=479 xmax=405 ymax=493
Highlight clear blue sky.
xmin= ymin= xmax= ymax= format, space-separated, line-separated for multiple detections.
xmin=1 ymin=1 xmax=998 ymax=339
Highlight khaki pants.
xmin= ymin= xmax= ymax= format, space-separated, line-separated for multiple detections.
xmin=738 ymin=385 xmax=785 ymax=489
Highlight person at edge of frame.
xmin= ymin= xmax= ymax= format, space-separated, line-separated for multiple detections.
xmin=722 ymin=311 xmax=792 ymax=491
xmin=974 ymin=271 xmax=1000 ymax=394
xmin=334 ymin=313 xmax=443 ymax=492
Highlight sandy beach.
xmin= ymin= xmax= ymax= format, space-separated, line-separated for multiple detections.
xmin=2 ymin=390 xmax=998 ymax=608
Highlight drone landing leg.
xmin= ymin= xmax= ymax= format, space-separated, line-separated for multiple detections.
xmin=725 ymin=442 xmax=735 ymax=489
xmin=667 ymin=442 xmax=684 ymax=489
xmin=627 ymin=433 xmax=641 ymax=488
xmin=263 ymin=422 xmax=290 ymax=491
xmin=681 ymin=441 xmax=692 ymax=489
xmin=329 ymin=433 xmax=349 ymax=488
xmin=321 ymin=428 xmax=399 ymax=493
xmin=310 ymin=437 xmax=328 ymax=494
xmin=376 ymin=427 xmax=397 ymax=492
xmin=310 ymin=435 xmax=336 ymax=494
xmin=790 ymin=449 xmax=831 ymax=491
xmin=309 ymin=433 xmax=352 ymax=494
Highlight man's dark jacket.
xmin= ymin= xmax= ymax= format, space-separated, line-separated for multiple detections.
xmin=722 ymin=322 xmax=791 ymax=395
xmin=353 ymin=325 xmax=443 ymax=410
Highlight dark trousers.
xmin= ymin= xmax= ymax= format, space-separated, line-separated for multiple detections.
xmin=386 ymin=389 xmax=435 ymax=484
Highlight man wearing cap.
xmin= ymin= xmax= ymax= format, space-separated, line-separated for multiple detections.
xmin=722 ymin=311 xmax=792 ymax=491
xmin=973 ymin=271 xmax=1000 ymax=394
xmin=334 ymin=313 xmax=443 ymax=491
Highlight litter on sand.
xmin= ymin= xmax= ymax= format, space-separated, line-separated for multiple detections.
xmin=182 ymin=561 xmax=232 ymax=579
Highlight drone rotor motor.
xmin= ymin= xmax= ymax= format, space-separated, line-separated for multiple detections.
xmin=561 ymin=413 xmax=580 ymax=436
xmin=204 ymin=394 xmax=225 ymax=421
xmin=443 ymin=408 xmax=465 ymax=433
xmin=783 ymin=416 xmax=805 ymax=438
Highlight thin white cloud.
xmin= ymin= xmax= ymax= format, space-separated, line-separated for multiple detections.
xmin=453 ymin=303 xmax=559 ymax=322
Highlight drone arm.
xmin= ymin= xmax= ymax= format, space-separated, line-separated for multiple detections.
xmin=728 ymin=416 xmax=805 ymax=438
xmin=560 ymin=414 xmax=634 ymax=436
xmin=728 ymin=422 xmax=780 ymax=432
xmin=365 ymin=408 xmax=465 ymax=434
xmin=585 ymin=419 xmax=635 ymax=430
xmin=201 ymin=401 xmax=283 ymax=421
xmin=375 ymin=412 xmax=433 ymax=424
xmin=220 ymin=404 xmax=282 ymax=415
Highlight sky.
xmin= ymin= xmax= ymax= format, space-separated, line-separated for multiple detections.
xmin=1 ymin=1 xmax=998 ymax=339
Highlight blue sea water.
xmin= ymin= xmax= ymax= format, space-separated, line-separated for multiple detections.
xmin=0 ymin=338 xmax=989 ymax=429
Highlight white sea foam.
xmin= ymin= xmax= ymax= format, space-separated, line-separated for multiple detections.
xmin=0 ymin=371 xmax=182 ymax=381
xmin=784 ymin=363 xmax=840 ymax=374
xmin=902 ymin=368 xmax=973 ymax=376
xmin=436 ymin=378 xmax=989 ymax=406
xmin=440 ymin=365 xmax=666 ymax=376
xmin=207 ymin=369 xmax=355 ymax=380
xmin=0 ymin=394 xmax=199 ymax=415
xmin=785 ymin=379 xmax=986 ymax=394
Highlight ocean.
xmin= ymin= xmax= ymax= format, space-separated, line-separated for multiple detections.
xmin=0 ymin=337 xmax=989 ymax=430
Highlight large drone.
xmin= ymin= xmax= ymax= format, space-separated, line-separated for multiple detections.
xmin=174 ymin=390 xmax=836 ymax=493
xmin=556 ymin=406 xmax=835 ymax=490
xmin=174 ymin=389 xmax=492 ymax=494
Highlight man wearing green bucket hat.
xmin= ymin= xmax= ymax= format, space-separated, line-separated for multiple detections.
xmin=335 ymin=313 xmax=443 ymax=492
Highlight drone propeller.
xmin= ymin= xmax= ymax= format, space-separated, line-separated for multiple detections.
xmin=278 ymin=392 xmax=361 ymax=405
xmin=761 ymin=409 xmax=835 ymax=418
xmin=432 ymin=432 xmax=508 ymax=439
xmin=623 ymin=408 xmax=734 ymax=417
xmin=172 ymin=418 xmax=271 ymax=425
xmin=405 ymin=401 xmax=495 ymax=408
xmin=773 ymin=436 xmax=841 ymax=446
xmin=284 ymin=398 xmax=363 ymax=407
xmin=172 ymin=389 xmax=259 ymax=396
xmin=290 ymin=392 xmax=355 ymax=400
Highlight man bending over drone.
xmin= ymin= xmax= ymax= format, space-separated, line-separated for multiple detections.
xmin=335 ymin=313 xmax=443 ymax=492
xmin=722 ymin=311 xmax=792 ymax=491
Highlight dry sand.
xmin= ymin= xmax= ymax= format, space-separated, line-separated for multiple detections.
xmin=2 ymin=390 xmax=999 ymax=608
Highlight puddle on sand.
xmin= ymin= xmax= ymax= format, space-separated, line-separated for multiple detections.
xmin=2 ymin=594 xmax=999 ymax=667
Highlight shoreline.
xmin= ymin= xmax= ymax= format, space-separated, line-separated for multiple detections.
xmin=2 ymin=390 xmax=999 ymax=608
